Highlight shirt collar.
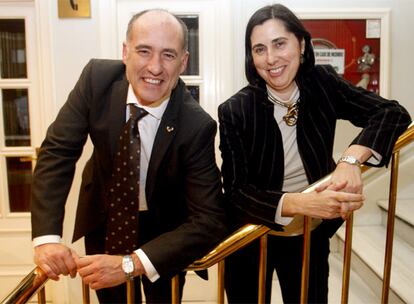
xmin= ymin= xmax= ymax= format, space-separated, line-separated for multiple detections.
xmin=126 ymin=85 xmax=169 ymax=120
xmin=266 ymin=83 xmax=300 ymax=104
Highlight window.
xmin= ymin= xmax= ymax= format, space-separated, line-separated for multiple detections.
xmin=0 ymin=6 xmax=40 ymax=217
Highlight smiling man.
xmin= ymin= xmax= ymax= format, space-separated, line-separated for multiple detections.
xmin=31 ymin=9 xmax=226 ymax=304
xmin=122 ymin=10 xmax=189 ymax=108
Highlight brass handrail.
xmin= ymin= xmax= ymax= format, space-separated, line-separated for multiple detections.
xmin=392 ymin=122 xmax=414 ymax=152
xmin=2 ymin=123 xmax=413 ymax=304
xmin=0 ymin=267 xmax=47 ymax=304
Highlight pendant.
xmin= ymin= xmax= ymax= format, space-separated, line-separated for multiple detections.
xmin=283 ymin=103 xmax=298 ymax=126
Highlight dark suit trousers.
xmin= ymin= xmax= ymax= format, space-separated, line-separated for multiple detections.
xmin=84 ymin=212 xmax=186 ymax=304
xmin=225 ymin=227 xmax=330 ymax=304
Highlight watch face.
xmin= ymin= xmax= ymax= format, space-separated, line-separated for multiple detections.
xmin=123 ymin=257 xmax=134 ymax=273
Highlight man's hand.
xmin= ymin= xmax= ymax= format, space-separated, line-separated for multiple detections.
xmin=75 ymin=253 xmax=145 ymax=290
xmin=34 ymin=243 xmax=78 ymax=280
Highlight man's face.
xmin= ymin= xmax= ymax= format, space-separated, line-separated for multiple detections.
xmin=122 ymin=11 xmax=189 ymax=107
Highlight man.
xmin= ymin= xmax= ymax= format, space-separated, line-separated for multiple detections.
xmin=31 ymin=9 xmax=226 ymax=303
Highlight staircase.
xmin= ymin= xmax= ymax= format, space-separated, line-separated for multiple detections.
xmin=335 ymin=198 xmax=414 ymax=304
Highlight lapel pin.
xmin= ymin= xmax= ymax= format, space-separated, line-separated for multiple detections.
xmin=166 ymin=126 xmax=174 ymax=133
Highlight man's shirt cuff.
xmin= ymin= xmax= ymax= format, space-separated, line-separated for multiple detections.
xmin=136 ymin=249 xmax=160 ymax=282
xmin=32 ymin=235 xmax=61 ymax=247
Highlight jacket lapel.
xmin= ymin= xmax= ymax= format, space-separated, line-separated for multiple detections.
xmin=108 ymin=78 xmax=129 ymax=157
xmin=145 ymin=80 xmax=185 ymax=204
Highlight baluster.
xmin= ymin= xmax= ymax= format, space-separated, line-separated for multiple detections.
xmin=82 ymin=283 xmax=90 ymax=304
xmin=258 ymin=235 xmax=268 ymax=303
xmin=126 ymin=280 xmax=135 ymax=304
xmin=217 ymin=260 xmax=225 ymax=304
xmin=37 ymin=286 xmax=46 ymax=304
xmin=300 ymin=215 xmax=311 ymax=304
xmin=171 ymin=274 xmax=180 ymax=304
xmin=341 ymin=213 xmax=354 ymax=304
xmin=382 ymin=151 xmax=400 ymax=303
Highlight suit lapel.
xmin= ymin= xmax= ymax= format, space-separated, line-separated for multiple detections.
xmin=108 ymin=78 xmax=129 ymax=157
xmin=145 ymin=80 xmax=185 ymax=204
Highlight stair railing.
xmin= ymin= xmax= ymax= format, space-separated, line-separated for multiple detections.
xmin=1 ymin=123 xmax=413 ymax=304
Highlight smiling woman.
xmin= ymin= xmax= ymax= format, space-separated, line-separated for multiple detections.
xmin=218 ymin=3 xmax=411 ymax=304
xmin=250 ymin=19 xmax=303 ymax=99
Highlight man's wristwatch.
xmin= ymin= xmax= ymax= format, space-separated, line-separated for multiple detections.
xmin=122 ymin=255 xmax=135 ymax=281
xmin=337 ymin=155 xmax=361 ymax=167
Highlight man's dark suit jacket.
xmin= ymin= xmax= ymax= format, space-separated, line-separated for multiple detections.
xmin=218 ymin=65 xmax=411 ymax=236
xmin=31 ymin=59 xmax=226 ymax=278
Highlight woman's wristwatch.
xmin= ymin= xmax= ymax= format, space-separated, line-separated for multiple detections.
xmin=337 ymin=155 xmax=361 ymax=167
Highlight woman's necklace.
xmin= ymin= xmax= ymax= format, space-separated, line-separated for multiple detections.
xmin=267 ymin=90 xmax=299 ymax=126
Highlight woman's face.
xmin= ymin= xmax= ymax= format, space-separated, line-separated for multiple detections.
xmin=250 ymin=19 xmax=303 ymax=97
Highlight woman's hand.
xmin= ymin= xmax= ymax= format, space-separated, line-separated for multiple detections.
xmin=282 ymin=188 xmax=365 ymax=220
xmin=313 ymin=144 xmax=372 ymax=218
xmin=317 ymin=162 xmax=363 ymax=194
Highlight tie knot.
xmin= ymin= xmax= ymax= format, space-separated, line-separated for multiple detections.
xmin=129 ymin=104 xmax=148 ymax=122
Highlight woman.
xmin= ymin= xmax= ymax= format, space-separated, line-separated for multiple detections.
xmin=218 ymin=4 xmax=411 ymax=304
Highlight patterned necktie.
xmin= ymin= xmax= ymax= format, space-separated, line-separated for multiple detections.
xmin=105 ymin=104 xmax=148 ymax=254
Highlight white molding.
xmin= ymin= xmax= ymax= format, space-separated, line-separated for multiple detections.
xmin=98 ymin=0 xmax=118 ymax=59
xmin=0 ymin=228 xmax=31 ymax=233
xmin=0 ymin=268 xmax=35 ymax=276
xmin=213 ymin=0 xmax=233 ymax=112
xmin=296 ymin=8 xmax=391 ymax=99
xmin=34 ymin=0 xmax=57 ymax=132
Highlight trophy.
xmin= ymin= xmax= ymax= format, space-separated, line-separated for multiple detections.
xmin=356 ymin=45 xmax=378 ymax=93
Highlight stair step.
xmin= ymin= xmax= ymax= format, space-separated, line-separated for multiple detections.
xmin=269 ymin=253 xmax=379 ymax=304
xmin=328 ymin=253 xmax=380 ymax=303
xmin=337 ymin=225 xmax=414 ymax=303
xmin=378 ymin=199 xmax=414 ymax=226
xmin=378 ymin=199 xmax=414 ymax=247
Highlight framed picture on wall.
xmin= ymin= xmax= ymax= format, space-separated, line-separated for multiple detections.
xmin=298 ymin=9 xmax=390 ymax=97
xmin=303 ymin=19 xmax=380 ymax=94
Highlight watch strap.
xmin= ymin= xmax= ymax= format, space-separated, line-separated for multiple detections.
xmin=337 ymin=155 xmax=361 ymax=167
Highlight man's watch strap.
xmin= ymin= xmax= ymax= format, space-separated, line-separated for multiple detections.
xmin=337 ymin=155 xmax=361 ymax=167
